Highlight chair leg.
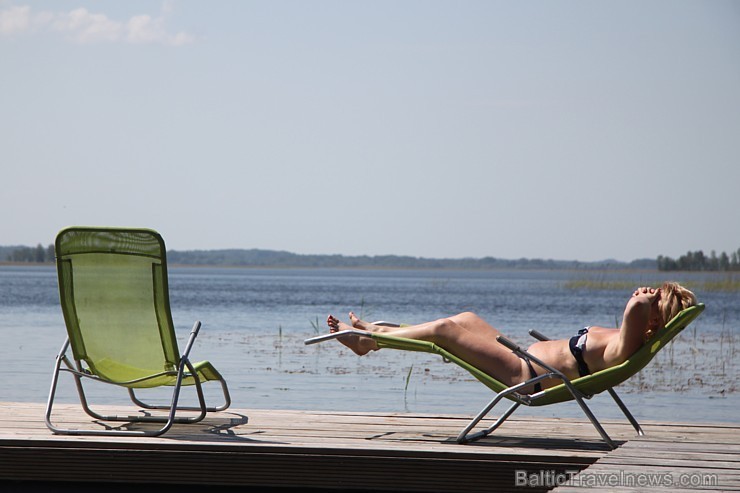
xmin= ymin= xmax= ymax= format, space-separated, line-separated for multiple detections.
xmin=495 ymin=337 xmax=619 ymax=450
xmin=46 ymin=355 xmax=207 ymax=436
xmin=460 ymin=383 xmax=618 ymax=449
xmin=93 ymin=360 xmax=208 ymax=423
xmin=458 ymin=397 xmax=521 ymax=444
xmin=607 ymin=388 xmax=644 ymax=436
xmin=560 ymin=380 xmax=617 ymax=450
xmin=456 ymin=377 xmax=551 ymax=444
xmin=54 ymin=383 xmax=181 ymax=436
xmin=128 ymin=377 xmax=231 ymax=413
xmin=44 ymin=340 xmax=69 ymax=434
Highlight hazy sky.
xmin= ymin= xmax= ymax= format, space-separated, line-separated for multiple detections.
xmin=2 ymin=1 xmax=739 ymax=262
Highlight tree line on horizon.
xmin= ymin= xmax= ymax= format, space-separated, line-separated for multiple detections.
xmin=657 ymin=249 xmax=740 ymax=272
xmin=6 ymin=243 xmax=738 ymax=272
xmin=2 ymin=243 xmax=656 ymax=269
xmin=0 ymin=244 xmax=55 ymax=263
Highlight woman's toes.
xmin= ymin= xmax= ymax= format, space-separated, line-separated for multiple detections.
xmin=349 ymin=312 xmax=361 ymax=326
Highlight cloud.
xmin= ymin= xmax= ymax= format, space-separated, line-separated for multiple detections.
xmin=0 ymin=2 xmax=194 ymax=46
xmin=0 ymin=5 xmax=31 ymax=35
xmin=125 ymin=13 xmax=194 ymax=46
xmin=53 ymin=8 xmax=123 ymax=43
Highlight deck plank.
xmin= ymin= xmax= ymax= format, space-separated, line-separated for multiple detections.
xmin=0 ymin=402 xmax=738 ymax=492
xmin=551 ymin=416 xmax=740 ymax=492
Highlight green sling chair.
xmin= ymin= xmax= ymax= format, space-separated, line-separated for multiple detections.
xmin=45 ymin=227 xmax=231 ymax=437
xmin=305 ymin=303 xmax=704 ymax=449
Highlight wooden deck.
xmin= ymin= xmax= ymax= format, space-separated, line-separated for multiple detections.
xmin=0 ymin=402 xmax=737 ymax=492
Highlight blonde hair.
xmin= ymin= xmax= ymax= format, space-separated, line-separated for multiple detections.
xmin=644 ymin=282 xmax=697 ymax=341
xmin=659 ymin=281 xmax=697 ymax=323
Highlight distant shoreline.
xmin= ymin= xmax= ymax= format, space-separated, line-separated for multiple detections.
xmin=0 ymin=261 xmax=657 ymax=271
xmin=0 ymin=261 xmax=672 ymax=274
xmin=164 ymin=249 xmax=658 ymax=271
xmin=1 ymin=246 xmax=657 ymax=270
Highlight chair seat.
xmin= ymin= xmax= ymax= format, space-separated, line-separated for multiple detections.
xmin=91 ymin=358 xmax=225 ymax=389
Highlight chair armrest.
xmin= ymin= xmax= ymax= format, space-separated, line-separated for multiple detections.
xmin=181 ymin=321 xmax=202 ymax=358
xmin=495 ymin=335 xmax=521 ymax=352
xmin=305 ymin=329 xmax=372 ymax=345
xmin=529 ymin=329 xmax=551 ymax=341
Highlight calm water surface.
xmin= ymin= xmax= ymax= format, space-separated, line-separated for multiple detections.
xmin=1 ymin=265 xmax=738 ymax=423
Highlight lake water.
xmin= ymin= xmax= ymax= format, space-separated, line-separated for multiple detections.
xmin=1 ymin=265 xmax=738 ymax=424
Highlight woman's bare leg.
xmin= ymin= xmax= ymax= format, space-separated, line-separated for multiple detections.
xmin=326 ymin=315 xmax=379 ymax=355
xmin=327 ymin=312 xmax=527 ymax=386
xmin=348 ymin=311 xmax=505 ymax=339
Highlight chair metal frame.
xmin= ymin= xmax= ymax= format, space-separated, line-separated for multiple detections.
xmin=45 ymin=227 xmax=231 ymax=437
xmin=46 ymin=321 xmax=231 ymax=437
xmin=456 ymin=329 xmax=642 ymax=449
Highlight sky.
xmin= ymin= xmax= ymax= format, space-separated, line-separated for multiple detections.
xmin=1 ymin=1 xmax=739 ymax=262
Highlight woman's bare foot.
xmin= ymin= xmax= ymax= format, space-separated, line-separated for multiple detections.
xmin=326 ymin=314 xmax=377 ymax=356
xmin=348 ymin=311 xmax=384 ymax=332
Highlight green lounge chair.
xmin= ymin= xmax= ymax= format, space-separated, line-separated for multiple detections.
xmin=45 ymin=227 xmax=231 ymax=436
xmin=305 ymin=304 xmax=704 ymax=448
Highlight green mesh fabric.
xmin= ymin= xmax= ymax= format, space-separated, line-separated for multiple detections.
xmin=56 ymin=228 xmax=164 ymax=258
xmin=90 ymin=359 xmax=224 ymax=389
xmin=55 ymin=227 xmax=215 ymax=388
xmin=375 ymin=304 xmax=705 ymax=406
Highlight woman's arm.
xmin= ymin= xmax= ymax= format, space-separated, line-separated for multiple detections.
xmin=607 ymin=287 xmax=660 ymax=362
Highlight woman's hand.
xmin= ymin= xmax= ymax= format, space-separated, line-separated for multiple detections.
xmin=633 ymin=286 xmax=655 ymax=296
xmin=632 ymin=286 xmax=661 ymax=306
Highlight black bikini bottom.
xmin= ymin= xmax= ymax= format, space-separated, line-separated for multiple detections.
xmin=519 ymin=355 xmax=542 ymax=393
xmin=569 ymin=327 xmax=592 ymax=377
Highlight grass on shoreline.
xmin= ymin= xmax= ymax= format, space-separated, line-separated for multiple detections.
xmin=564 ymin=275 xmax=740 ymax=292
xmin=5 ymin=261 xmax=740 ymax=292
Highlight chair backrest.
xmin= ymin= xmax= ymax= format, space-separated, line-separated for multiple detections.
xmin=55 ymin=227 xmax=180 ymax=383
xmin=533 ymin=303 xmax=705 ymax=406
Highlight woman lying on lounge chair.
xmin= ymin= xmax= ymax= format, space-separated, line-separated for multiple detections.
xmin=327 ymin=282 xmax=696 ymax=393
